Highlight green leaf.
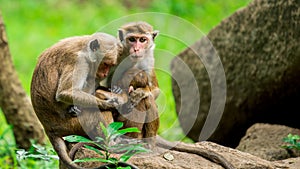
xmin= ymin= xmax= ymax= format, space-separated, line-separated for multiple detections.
xmin=118 ymin=128 xmax=140 ymax=135
xmin=107 ymin=122 xmax=124 ymax=135
xmin=119 ymin=155 xmax=131 ymax=162
xmin=282 ymin=134 xmax=300 ymax=150
xmin=95 ymin=136 xmax=105 ymax=142
xmin=63 ymin=135 xmax=92 ymax=143
xmin=100 ymin=122 xmax=108 ymax=138
xmin=110 ymin=127 xmax=140 ymax=140
xmin=107 ymin=157 xmax=118 ymax=164
xmin=83 ymin=145 xmax=105 ymax=158
xmin=117 ymin=166 xmax=131 ymax=169
xmin=118 ymin=144 xmax=150 ymax=162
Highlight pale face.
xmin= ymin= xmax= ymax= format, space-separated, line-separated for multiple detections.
xmin=126 ymin=34 xmax=152 ymax=61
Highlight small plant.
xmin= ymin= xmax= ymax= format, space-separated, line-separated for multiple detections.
xmin=63 ymin=122 xmax=150 ymax=169
xmin=16 ymin=140 xmax=59 ymax=168
xmin=282 ymin=134 xmax=300 ymax=150
xmin=16 ymin=141 xmax=59 ymax=161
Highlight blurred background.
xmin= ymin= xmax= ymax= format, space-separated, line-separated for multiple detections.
xmin=0 ymin=0 xmax=249 ymax=168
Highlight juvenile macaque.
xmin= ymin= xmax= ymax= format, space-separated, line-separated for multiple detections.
xmin=30 ymin=33 xmax=125 ymax=169
xmin=115 ymin=22 xmax=161 ymax=147
xmin=95 ymin=22 xmax=160 ymax=146
xmin=95 ymin=22 xmax=234 ymax=169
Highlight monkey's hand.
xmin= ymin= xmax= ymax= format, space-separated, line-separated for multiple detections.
xmin=129 ymin=88 xmax=151 ymax=107
xmin=97 ymin=99 xmax=120 ymax=110
xmin=95 ymin=90 xmax=128 ymax=106
xmin=67 ymin=105 xmax=81 ymax=117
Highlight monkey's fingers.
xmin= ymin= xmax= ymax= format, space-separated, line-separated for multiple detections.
xmin=67 ymin=105 xmax=81 ymax=117
xmin=111 ymin=85 xmax=123 ymax=94
xmin=108 ymin=98 xmax=119 ymax=105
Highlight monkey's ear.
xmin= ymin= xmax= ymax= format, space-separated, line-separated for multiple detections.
xmin=118 ymin=29 xmax=124 ymax=42
xmin=152 ymin=30 xmax=159 ymax=40
xmin=89 ymin=39 xmax=100 ymax=51
xmin=88 ymin=39 xmax=100 ymax=62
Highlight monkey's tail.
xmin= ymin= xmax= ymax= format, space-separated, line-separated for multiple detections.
xmin=51 ymin=136 xmax=97 ymax=169
xmin=156 ymin=136 xmax=235 ymax=169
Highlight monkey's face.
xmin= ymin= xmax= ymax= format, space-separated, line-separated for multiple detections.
xmin=96 ymin=58 xmax=116 ymax=80
xmin=126 ymin=34 xmax=152 ymax=61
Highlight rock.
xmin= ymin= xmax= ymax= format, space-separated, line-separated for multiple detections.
xmin=171 ymin=0 xmax=300 ymax=147
xmin=278 ymin=157 xmax=300 ymax=169
xmin=61 ymin=141 xmax=292 ymax=169
xmin=236 ymin=123 xmax=300 ymax=161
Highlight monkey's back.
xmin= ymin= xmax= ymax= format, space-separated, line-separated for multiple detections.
xmin=30 ymin=36 xmax=87 ymax=109
xmin=30 ymin=36 xmax=92 ymax=136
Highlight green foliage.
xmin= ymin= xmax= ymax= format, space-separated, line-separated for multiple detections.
xmin=16 ymin=141 xmax=59 ymax=169
xmin=0 ymin=0 xmax=249 ymax=142
xmin=0 ymin=0 xmax=249 ymax=168
xmin=0 ymin=125 xmax=18 ymax=168
xmin=64 ymin=122 xmax=149 ymax=169
xmin=282 ymin=134 xmax=300 ymax=150
xmin=0 ymin=124 xmax=58 ymax=169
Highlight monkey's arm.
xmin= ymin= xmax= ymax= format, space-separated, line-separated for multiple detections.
xmin=56 ymin=88 xmax=117 ymax=109
xmin=55 ymin=69 xmax=117 ymax=109
xmin=95 ymin=89 xmax=128 ymax=104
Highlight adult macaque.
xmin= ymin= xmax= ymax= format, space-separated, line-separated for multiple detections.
xmin=30 ymin=33 xmax=125 ymax=169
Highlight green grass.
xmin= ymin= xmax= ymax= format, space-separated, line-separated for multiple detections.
xmin=0 ymin=0 xmax=250 ymax=168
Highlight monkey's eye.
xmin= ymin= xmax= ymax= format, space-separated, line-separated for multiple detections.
xmin=139 ymin=37 xmax=147 ymax=43
xmin=128 ymin=37 xmax=136 ymax=42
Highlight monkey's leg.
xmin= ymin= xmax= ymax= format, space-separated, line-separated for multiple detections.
xmin=143 ymin=97 xmax=159 ymax=148
xmin=78 ymin=109 xmax=114 ymax=139
xmin=116 ymin=99 xmax=149 ymax=139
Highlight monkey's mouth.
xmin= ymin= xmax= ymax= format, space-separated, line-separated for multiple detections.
xmin=130 ymin=54 xmax=143 ymax=59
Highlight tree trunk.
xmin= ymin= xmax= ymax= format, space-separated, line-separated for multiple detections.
xmin=0 ymin=13 xmax=45 ymax=149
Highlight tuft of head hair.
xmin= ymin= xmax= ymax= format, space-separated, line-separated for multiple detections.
xmin=120 ymin=21 xmax=154 ymax=34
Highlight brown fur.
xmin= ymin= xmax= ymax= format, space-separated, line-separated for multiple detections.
xmin=95 ymin=22 xmax=234 ymax=169
xmin=115 ymin=68 xmax=159 ymax=144
xmin=96 ymin=22 xmax=160 ymax=146
xmin=30 ymin=33 xmax=123 ymax=169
